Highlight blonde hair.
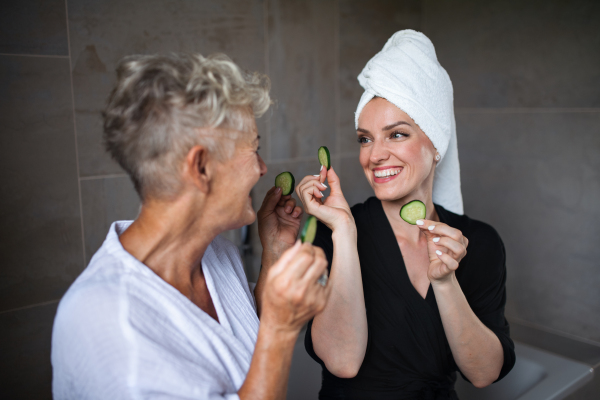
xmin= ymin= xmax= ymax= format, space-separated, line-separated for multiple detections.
xmin=103 ymin=53 xmax=271 ymax=200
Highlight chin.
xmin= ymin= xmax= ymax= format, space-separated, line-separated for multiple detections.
xmin=372 ymin=182 xmax=413 ymax=202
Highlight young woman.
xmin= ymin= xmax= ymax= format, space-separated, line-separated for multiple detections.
xmin=257 ymin=30 xmax=516 ymax=399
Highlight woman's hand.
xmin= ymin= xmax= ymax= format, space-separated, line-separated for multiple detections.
xmin=257 ymin=187 xmax=303 ymax=269
xmin=260 ymin=241 xmax=332 ymax=333
xmin=416 ymin=220 xmax=469 ymax=285
xmin=295 ymin=166 xmax=353 ymax=232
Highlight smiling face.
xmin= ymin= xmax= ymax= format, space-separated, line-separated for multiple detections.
xmin=210 ymin=114 xmax=267 ymax=230
xmin=357 ymin=97 xmax=437 ymax=203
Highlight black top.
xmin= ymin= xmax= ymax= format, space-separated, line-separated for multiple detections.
xmin=305 ymin=197 xmax=516 ymax=400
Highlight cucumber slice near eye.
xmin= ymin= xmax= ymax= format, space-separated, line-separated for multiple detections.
xmin=275 ymin=171 xmax=295 ymax=196
xmin=318 ymin=146 xmax=331 ymax=170
xmin=300 ymin=216 xmax=318 ymax=244
xmin=400 ymin=200 xmax=426 ymax=225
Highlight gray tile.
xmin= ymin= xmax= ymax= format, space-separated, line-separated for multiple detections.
xmin=67 ymin=0 xmax=266 ymax=176
xmin=0 ymin=55 xmax=83 ymax=312
xmin=267 ymin=0 xmax=337 ymax=160
xmin=80 ymin=176 xmax=141 ymax=263
xmin=422 ymin=0 xmax=600 ymax=107
xmin=0 ymin=0 xmax=68 ymax=56
xmin=339 ymin=0 xmax=422 ymax=155
xmin=0 ymin=301 xmax=58 ymax=400
xmin=457 ymin=111 xmax=600 ymax=342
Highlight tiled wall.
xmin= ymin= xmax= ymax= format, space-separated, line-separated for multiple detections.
xmin=0 ymin=0 xmax=598 ymax=398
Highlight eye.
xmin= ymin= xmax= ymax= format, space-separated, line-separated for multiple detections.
xmin=357 ymin=136 xmax=372 ymax=144
xmin=390 ymin=131 xmax=408 ymax=139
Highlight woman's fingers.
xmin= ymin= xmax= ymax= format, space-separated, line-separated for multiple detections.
xmin=417 ymin=220 xmax=464 ymax=243
xmin=300 ymin=246 xmax=329 ymax=286
xmin=435 ymin=251 xmax=460 ymax=271
xmin=258 ymin=186 xmax=282 ymax=217
xmin=325 ymin=166 xmax=345 ymax=197
xmin=432 ymin=236 xmax=467 ymax=259
xmin=283 ymin=198 xmax=297 ymax=214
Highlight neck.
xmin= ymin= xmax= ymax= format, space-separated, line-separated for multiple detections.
xmin=381 ymin=180 xmax=439 ymax=243
xmin=119 ymin=191 xmax=221 ymax=290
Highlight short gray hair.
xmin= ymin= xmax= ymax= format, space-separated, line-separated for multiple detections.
xmin=103 ymin=53 xmax=271 ymax=200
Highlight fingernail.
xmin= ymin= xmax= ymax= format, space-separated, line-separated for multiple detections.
xmin=320 ymin=165 xmax=323 ymax=171
xmin=320 ymin=191 xmax=324 ymax=196
xmin=416 ymin=220 xmax=424 ymax=226
xmin=313 ymin=174 xmax=320 ymax=177
xmin=433 ymin=237 xmax=440 ymax=243
xmin=436 ymin=250 xmax=442 ymax=256
xmin=321 ymin=183 xmax=328 ymax=188
xmin=285 ymin=206 xmax=292 ymax=212
xmin=275 ymin=187 xmax=281 ymax=193
xmin=428 ymin=225 xmax=435 ymax=231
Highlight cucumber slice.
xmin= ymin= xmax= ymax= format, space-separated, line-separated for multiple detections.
xmin=300 ymin=216 xmax=318 ymax=244
xmin=318 ymin=146 xmax=331 ymax=170
xmin=400 ymin=200 xmax=426 ymax=225
xmin=275 ymin=171 xmax=295 ymax=196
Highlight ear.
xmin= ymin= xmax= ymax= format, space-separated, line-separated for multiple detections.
xmin=184 ymin=145 xmax=212 ymax=194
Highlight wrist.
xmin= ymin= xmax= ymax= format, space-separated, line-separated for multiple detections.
xmin=430 ymin=272 xmax=458 ymax=291
xmin=331 ymin=216 xmax=357 ymax=239
xmin=258 ymin=321 xmax=300 ymax=344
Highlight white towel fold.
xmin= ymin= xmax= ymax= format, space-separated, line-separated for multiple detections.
xmin=355 ymin=29 xmax=463 ymax=215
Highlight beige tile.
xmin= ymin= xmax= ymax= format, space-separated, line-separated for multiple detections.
xmin=0 ymin=0 xmax=68 ymax=55
xmin=80 ymin=176 xmax=141 ymax=263
xmin=457 ymin=111 xmax=600 ymax=342
xmin=68 ymin=0 xmax=266 ymax=176
xmin=0 ymin=301 xmax=58 ymax=399
xmin=0 ymin=55 xmax=83 ymax=312
xmin=339 ymin=0 xmax=422 ymax=155
xmin=422 ymin=0 xmax=600 ymax=107
xmin=267 ymin=0 xmax=337 ymax=160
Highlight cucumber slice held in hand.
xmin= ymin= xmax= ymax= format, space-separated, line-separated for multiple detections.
xmin=275 ymin=171 xmax=295 ymax=196
xmin=300 ymin=216 xmax=329 ymax=286
xmin=318 ymin=146 xmax=331 ymax=170
xmin=300 ymin=216 xmax=318 ymax=244
xmin=400 ymin=200 xmax=426 ymax=225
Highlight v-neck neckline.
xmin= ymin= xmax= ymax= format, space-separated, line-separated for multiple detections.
xmin=111 ymin=223 xmax=235 ymax=338
xmin=373 ymin=198 xmax=444 ymax=304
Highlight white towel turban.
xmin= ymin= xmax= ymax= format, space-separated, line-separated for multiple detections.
xmin=355 ymin=29 xmax=463 ymax=215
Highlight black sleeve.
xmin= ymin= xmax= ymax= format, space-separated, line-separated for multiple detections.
xmin=304 ymin=220 xmax=333 ymax=366
xmin=458 ymin=222 xmax=516 ymax=382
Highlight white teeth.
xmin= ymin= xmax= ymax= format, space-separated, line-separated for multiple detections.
xmin=374 ymin=168 xmax=401 ymax=178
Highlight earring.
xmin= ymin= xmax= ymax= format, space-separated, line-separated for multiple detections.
xmin=435 ymin=154 xmax=441 ymax=161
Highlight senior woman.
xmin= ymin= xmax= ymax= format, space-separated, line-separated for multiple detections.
xmin=51 ymin=53 xmax=329 ymax=400
xmin=256 ymin=30 xmax=516 ymax=399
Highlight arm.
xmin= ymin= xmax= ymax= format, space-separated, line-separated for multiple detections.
xmin=419 ymin=221 xmax=503 ymax=388
xmin=240 ymin=241 xmax=331 ymax=400
xmin=297 ymin=167 xmax=368 ymax=378
xmin=311 ymin=223 xmax=367 ymax=378
xmin=432 ymin=276 xmax=503 ymax=388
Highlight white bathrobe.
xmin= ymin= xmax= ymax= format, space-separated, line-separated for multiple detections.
xmin=52 ymin=221 xmax=259 ymax=400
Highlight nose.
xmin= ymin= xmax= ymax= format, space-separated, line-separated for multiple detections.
xmin=258 ymin=154 xmax=267 ymax=177
xmin=370 ymin=139 xmax=390 ymax=164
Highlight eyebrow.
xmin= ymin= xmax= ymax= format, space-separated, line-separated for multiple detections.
xmin=357 ymin=121 xmax=411 ymax=134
